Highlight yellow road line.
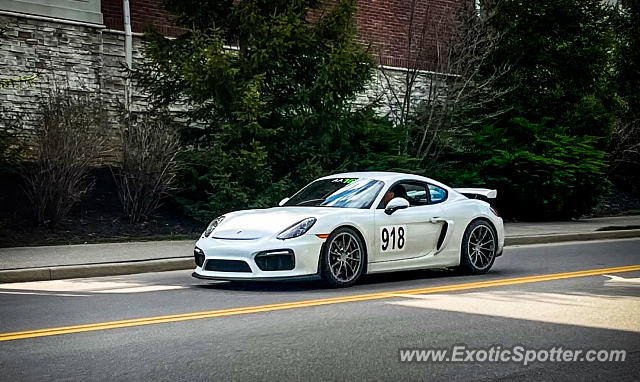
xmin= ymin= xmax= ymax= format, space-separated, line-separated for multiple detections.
xmin=1 ymin=265 xmax=638 ymax=342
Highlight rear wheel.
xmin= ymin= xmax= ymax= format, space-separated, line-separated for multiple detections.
xmin=459 ymin=220 xmax=497 ymax=274
xmin=320 ymin=227 xmax=366 ymax=287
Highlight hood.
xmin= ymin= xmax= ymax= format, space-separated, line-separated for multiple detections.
xmin=210 ymin=207 xmax=340 ymax=240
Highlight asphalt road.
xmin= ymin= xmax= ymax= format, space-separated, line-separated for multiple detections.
xmin=0 ymin=239 xmax=639 ymax=381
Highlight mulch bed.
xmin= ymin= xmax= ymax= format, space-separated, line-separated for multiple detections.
xmin=0 ymin=167 xmax=204 ymax=248
xmin=0 ymin=213 xmax=202 ymax=248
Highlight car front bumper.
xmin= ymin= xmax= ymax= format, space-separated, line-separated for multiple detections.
xmin=192 ymin=234 xmax=325 ymax=280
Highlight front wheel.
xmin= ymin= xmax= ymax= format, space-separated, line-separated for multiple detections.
xmin=459 ymin=220 xmax=497 ymax=274
xmin=320 ymin=227 xmax=366 ymax=287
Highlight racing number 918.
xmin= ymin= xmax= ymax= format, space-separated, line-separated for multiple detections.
xmin=381 ymin=226 xmax=405 ymax=251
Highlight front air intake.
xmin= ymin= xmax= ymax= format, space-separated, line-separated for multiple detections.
xmin=255 ymin=250 xmax=295 ymax=271
xmin=194 ymin=247 xmax=205 ymax=267
xmin=204 ymin=259 xmax=252 ymax=272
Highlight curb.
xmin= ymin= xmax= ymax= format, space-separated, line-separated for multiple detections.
xmin=1 ymin=229 xmax=639 ymax=284
xmin=504 ymin=229 xmax=640 ymax=246
xmin=0 ymin=258 xmax=193 ymax=283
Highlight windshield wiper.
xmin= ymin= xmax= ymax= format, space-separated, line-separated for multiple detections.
xmin=295 ymin=198 xmax=326 ymax=206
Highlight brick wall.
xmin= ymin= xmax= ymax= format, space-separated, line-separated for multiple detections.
xmin=355 ymin=0 xmax=461 ymax=70
xmin=100 ymin=0 xmax=463 ymax=70
xmin=101 ymin=0 xmax=183 ymax=36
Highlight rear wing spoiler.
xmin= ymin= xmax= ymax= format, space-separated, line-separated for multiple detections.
xmin=454 ymin=188 xmax=497 ymax=200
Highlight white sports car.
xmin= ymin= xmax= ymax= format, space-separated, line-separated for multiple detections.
xmin=192 ymin=172 xmax=504 ymax=287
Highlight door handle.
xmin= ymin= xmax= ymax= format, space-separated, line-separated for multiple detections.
xmin=430 ymin=217 xmax=446 ymax=223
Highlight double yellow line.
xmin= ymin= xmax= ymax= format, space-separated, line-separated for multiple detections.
xmin=1 ymin=264 xmax=638 ymax=342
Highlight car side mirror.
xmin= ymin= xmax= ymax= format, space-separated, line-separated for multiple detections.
xmin=278 ymin=197 xmax=290 ymax=206
xmin=385 ymin=197 xmax=410 ymax=215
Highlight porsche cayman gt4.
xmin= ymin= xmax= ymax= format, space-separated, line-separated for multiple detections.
xmin=192 ymin=172 xmax=504 ymax=287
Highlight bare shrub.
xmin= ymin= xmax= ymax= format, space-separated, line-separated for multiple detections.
xmin=112 ymin=112 xmax=180 ymax=224
xmin=22 ymin=88 xmax=108 ymax=226
xmin=607 ymin=118 xmax=640 ymax=191
xmin=0 ymin=113 xmax=24 ymax=172
xmin=378 ymin=0 xmax=511 ymax=164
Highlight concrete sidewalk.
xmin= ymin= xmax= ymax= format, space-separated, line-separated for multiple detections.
xmin=505 ymin=215 xmax=640 ymax=237
xmin=0 ymin=240 xmax=193 ymax=271
xmin=1 ymin=215 xmax=639 ymax=282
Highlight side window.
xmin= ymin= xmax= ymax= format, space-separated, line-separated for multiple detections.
xmin=395 ymin=183 xmax=429 ymax=207
xmin=428 ymin=184 xmax=447 ymax=204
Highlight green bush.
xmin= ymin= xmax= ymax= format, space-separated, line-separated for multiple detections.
xmin=608 ymin=0 xmax=640 ymax=192
xmin=172 ymin=144 xmax=279 ymax=222
xmin=485 ymin=0 xmax=615 ymax=141
xmin=472 ymin=118 xmax=607 ymax=220
xmin=172 ymin=110 xmax=416 ymax=221
xmin=137 ymin=1 xmax=420 ymax=221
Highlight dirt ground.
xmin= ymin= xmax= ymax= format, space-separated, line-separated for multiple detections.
xmin=0 ymin=168 xmax=203 ymax=247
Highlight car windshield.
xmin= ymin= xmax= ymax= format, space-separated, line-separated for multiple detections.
xmin=283 ymin=178 xmax=384 ymax=209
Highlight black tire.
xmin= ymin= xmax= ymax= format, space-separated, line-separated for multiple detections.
xmin=320 ymin=227 xmax=366 ymax=287
xmin=458 ymin=219 xmax=497 ymax=274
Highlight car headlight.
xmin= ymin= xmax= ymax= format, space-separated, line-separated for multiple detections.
xmin=277 ymin=217 xmax=316 ymax=240
xmin=204 ymin=215 xmax=225 ymax=237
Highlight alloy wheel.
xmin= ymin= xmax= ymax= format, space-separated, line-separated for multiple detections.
xmin=328 ymin=232 xmax=362 ymax=283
